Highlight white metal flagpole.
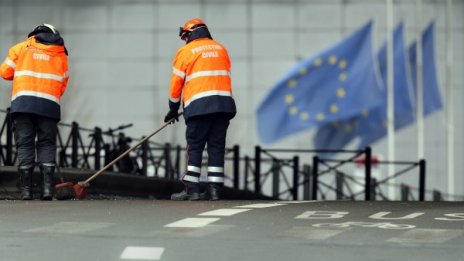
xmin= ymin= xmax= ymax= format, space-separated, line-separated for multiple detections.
xmin=446 ymin=0 xmax=455 ymax=200
xmin=416 ymin=0 xmax=425 ymax=160
xmin=386 ymin=0 xmax=396 ymax=200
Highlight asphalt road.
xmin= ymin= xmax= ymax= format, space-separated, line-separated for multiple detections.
xmin=0 ymin=200 xmax=463 ymax=261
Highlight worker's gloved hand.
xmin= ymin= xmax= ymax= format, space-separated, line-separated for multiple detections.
xmin=164 ymin=110 xmax=179 ymax=123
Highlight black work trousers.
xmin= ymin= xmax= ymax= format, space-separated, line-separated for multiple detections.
xmin=13 ymin=113 xmax=58 ymax=169
xmin=183 ymin=113 xmax=230 ymax=186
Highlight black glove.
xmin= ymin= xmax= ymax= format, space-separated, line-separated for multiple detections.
xmin=164 ymin=110 xmax=179 ymax=123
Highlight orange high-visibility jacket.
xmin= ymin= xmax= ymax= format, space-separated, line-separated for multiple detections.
xmin=169 ymin=37 xmax=236 ymax=120
xmin=0 ymin=36 xmax=69 ymax=120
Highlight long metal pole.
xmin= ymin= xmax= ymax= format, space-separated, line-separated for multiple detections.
xmin=386 ymin=0 xmax=396 ymax=200
xmin=416 ymin=0 xmax=425 ymax=160
xmin=446 ymin=0 xmax=455 ymax=200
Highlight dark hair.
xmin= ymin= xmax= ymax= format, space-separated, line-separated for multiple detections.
xmin=28 ymin=24 xmax=59 ymax=38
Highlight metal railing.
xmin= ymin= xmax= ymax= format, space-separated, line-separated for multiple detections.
xmin=0 ymin=108 xmax=432 ymax=201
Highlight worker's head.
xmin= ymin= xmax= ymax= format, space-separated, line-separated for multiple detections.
xmin=28 ymin=23 xmax=60 ymax=38
xmin=178 ymin=18 xmax=212 ymax=43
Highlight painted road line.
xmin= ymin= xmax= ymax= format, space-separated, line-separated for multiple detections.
xmin=198 ymin=208 xmax=251 ymax=216
xmin=277 ymin=201 xmax=317 ymax=204
xmin=235 ymin=203 xmax=287 ymax=208
xmin=285 ymin=226 xmax=349 ymax=240
xmin=120 ymin=246 xmax=164 ymax=260
xmin=24 ymin=222 xmax=113 ymax=234
xmin=387 ymin=229 xmax=464 ymax=244
xmin=164 ymin=217 xmax=220 ymax=228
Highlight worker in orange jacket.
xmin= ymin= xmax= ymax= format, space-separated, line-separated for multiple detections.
xmin=0 ymin=24 xmax=69 ymax=200
xmin=165 ymin=18 xmax=236 ymax=200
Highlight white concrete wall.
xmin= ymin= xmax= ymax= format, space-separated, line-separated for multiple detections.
xmin=0 ymin=0 xmax=463 ymax=197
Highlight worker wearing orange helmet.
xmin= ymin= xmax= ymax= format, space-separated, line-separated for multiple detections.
xmin=0 ymin=24 xmax=69 ymax=200
xmin=165 ymin=18 xmax=236 ymax=200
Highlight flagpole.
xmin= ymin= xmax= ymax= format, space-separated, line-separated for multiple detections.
xmin=446 ymin=0 xmax=455 ymax=200
xmin=386 ymin=0 xmax=396 ymax=200
xmin=416 ymin=0 xmax=425 ymax=161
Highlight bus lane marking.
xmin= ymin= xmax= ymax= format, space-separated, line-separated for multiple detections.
xmin=387 ymin=228 xmax=464 ymax=244
xmin=120 ymin=246 xmax=164 ymax=260
xmin=198 ymin=208 xmax=251 ymax=216
xmin=164 ymin=218 xmax=220 ymax=228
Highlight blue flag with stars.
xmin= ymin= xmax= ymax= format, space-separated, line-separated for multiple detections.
xmin=257 ymin=21 xmax=383 ymax=144
xmin=313 ymin=22 xmax=415 ymax=152
xmin=409 ymin=21 xmax=443 ymax=116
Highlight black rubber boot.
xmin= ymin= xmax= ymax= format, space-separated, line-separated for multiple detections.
xmin=39 ymin=164 xmax=54 ymax=200
xmin=207 ymin=183 xmax=221 ymax=201
xmin=170 ymin=190 xmax=201 ymax=201
xmin=171 ymin=182 xmax=200 ymax=201
xmin=19 ymin=167 xmax=33 ymax=200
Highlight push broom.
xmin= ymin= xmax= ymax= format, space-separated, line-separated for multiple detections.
xmin=55 ymin=113 xmax=182 ymax=200
xmin=54 ymin=164 xmax=75 ymax=200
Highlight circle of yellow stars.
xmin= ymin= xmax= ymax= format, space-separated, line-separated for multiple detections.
xmin=284 ymin=55 xmax=348 ymax=122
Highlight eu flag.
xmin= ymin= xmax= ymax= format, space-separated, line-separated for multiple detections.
xmin=257 ymin=21 xmax=384 ymax=144
xmin=409 ymin=21 xmax=443 ymax=115
xmin=314 ymin=22 xmax=415 ymax=151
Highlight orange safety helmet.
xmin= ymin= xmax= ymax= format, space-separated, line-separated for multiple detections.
xmin=179 ymin=18 xmax=207 ymax=41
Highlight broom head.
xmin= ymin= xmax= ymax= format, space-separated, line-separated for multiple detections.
xmin=73 ymin=182 xmax=88 ymax=199
xmin=55 ymin=182 xmax=76 ymax=200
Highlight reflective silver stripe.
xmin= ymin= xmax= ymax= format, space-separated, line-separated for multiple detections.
xmin=4 ymin=58 xmax=16 ymax=68
xmin=187 ymin=165 xmax=201 ymax=173
xmin=183 ymin=175 xmax=200 ymax=183
xmin=12 ymin=90 xmax=60 ymax=104
xmin=14 ymin=70 xmax=64 ymax=82
xmin=208 ymin=166 xmax=224 ymax=173
xmin=184 ymin=90 xmax=232 ymax=108
xmin=207 ymin=176 xmax=224 ymax=183
xmin=172 ymin=67 xmax=185 ymax=78
xmin=41 ymin=163 xmax=55 ymax=167
xmin=19 ymin=165 xmax=34 ymax=170
xmin=169 ymin=97 xmax=180 ymax=103
xmin=185 ymin=70 xmax=230 ymax=82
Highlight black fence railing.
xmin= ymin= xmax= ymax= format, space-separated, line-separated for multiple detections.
xmin=0 ymin=108 xmax=436 ymax=201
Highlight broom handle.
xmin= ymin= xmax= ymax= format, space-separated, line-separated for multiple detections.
xmin=82 ymin=112 xmax=183 ymax=184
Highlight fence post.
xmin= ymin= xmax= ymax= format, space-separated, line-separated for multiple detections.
xmin=254 ymin=146 xmax=261 ymax=194
xmin=5 ymin=108 xmax=13 ymax=166
xmin=141 ymin=138 xmax=148 ymax=176
xmin=303 ymin=164 xmax=311 ymax=200
xmin=311 ymin=156 xmax=319 ymax=200
xmin=293 ymin=156 xmax=299 ymax=200
xmin=71 ymin=122 xmax=79 ymax=168
xmin=233 ymin=145 xmax=240 ymax=189
xmin=244 ymin=156 xmax=250 ymax=191
xmin=336 ymin=172 xmax=344 ymax=200
xmin=164 ymin=143 xmax=172 ymax=179
xmin=176 ymin=145 xmax=182 ymax=180
xmin=370 ymin=178 xmax=377 ymax=200
xmin=94 ymin=127 xmax=102 ymax=170
xmin=364 ymin=147 xmax=372 ymax=201
xmin=272 ymin=159 xmax=280 ymax=199
xmin=401 ymin=183 xmax=409 ymax=201
xmin=432 ymin=190 xmax=442 ymax=201
xmin=419 ymin=159 xmax=426 ymax=201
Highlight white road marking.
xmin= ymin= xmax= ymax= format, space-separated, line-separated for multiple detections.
xmin=387 ymin=229 xmax=464 ymax=244
xmin=277 ymin=201 xmax=317 ymax=204
xmin=198 ymin=208 xmax=251 ymax=216
xmin=120 ymin=246 xmax=164 ymax=260
xmin=24 ymin=222 xmax=113 ymax=234
xmin=235 ymin=203 xmax=286 ymax=208
xmin=285 ymin=226 xmax=349 ymax=240
xmin=164 ymin=217 xmax=220 ymax=228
